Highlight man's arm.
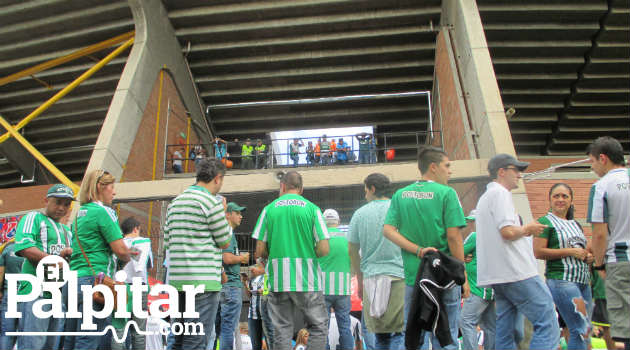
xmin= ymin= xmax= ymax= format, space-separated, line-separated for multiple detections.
xmin=499 ymin=221 xmax=547 ymax=241
xmin=17 ymin=247 xmax=48 ymax=267
xmin=255 ymin=240 xmax=268 ymax=259
xmin=591 ymin=223 xmax=608 ymax=267
xmin=315 ymin=239 xmax=329 ymax=257
xmin=446 ymin=227 xmax=470 ymax=298
xmin=0 ymin=266 xmax=5 ymax=299
xmin=109 ymin=239 xmax=132 ymax=263
xmin=223 ymin=252 xmax=249 ymax=265
xmin=349 ymin=242 xmax=363 ymax=300
xmin=383 ymin=224 xmax=436 ymax=257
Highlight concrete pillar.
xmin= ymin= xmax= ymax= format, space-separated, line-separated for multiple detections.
xmin=84 ymin=0 xmax=211 ymax=181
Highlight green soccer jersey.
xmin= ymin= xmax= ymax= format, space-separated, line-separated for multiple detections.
xmin=70 ymin=202 xmax=123 ymax=278
xmin=165 ymin=185 xmax=232 ymax=292
xmin=14 ymin=211 xmax=73 ymax=295
xmin=538 ymin=213 xmax=590 ymax=284
xmin=318 ymin=227 xmax=351 ymax=296
xmin=463 ymin=232 xmax=493 ymax=300
xmin=223 ymin=229 xmax=243 ymax=289
xmin=252 ymin=193 xmax=329 ymax=292
xmin=384 ymin=180 xmax=466 ymax=286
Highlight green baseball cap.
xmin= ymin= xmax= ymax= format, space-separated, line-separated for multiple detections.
xmin=47 ymin=184 xmax=74 ymax=199
xmin=226 ymin=202 xmax=246 ymax=213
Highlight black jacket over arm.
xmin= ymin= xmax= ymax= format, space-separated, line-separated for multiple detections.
xmin=405 ymin=250 xmax=466 ymax=349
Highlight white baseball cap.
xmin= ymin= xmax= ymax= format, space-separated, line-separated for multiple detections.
xmin=323 ymin=209 xmax=340 ymax=224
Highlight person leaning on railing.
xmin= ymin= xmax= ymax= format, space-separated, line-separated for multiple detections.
xmin=67 ymin=169 xmax=136 ymax=350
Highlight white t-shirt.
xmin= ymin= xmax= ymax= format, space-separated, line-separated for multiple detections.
xmin=327 ymin=312 xmax=361 ymax=350
xmin=122 ymin=236 xmax=153 ymax=284
xmin=173 ymin=150 xmax=183 ymax=167
xmin=476 ymin=182 xmax=538 ymax=287
xmin=587 ymin=168 xmax=630 ymax=263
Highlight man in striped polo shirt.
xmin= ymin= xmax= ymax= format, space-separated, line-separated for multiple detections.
xmin=252 ymin=171 xmax=330 ymax=350
xmin=586 ymin=136 xmax=630 ymax=350
xmin=164 ymin=158 xmax=232 ymax=350
xmin=318 ymin=208 xmax=353 ymax=350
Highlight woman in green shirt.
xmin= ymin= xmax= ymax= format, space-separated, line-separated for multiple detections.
xmin=533 ymin=183 xmax=593 ymax=350
xmin=67 ymin=169 xmax=134 ymax=350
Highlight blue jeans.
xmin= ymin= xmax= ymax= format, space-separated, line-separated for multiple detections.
xmin=66 ymin=275 xmax=111 ymax=350
xmin=220 ymin=287 xmax=242 ymax=350
xmin=361 ymin=313 xmax=375 ymax=350
xmin=0 ymin=294 xmax=19 ymax=350
xmin=493 ymin=276 xmax=560 ymax=350
xmin=459 ymin=294 xmax=495 ymax=350
xmin=172 ymin=291 xmax=220 ymax=350
xmin=18 ymin=298 xmax=66 ymax=350
xmin=290 ymin=154 xmax=299 ymax=167
xmin=260 ymin=295 xmax=274 ymax=350
xmin=359 ymin=151 xmax=370 ymax=164
xmin=325 ymin=295 xmax=354 ymax=350
xmin=546 ymin=279 xmax=593 ymax=350
xmin=404 ymin=285 xmax=461 ymax=350
xmin=374 ymin=332 xmax=404 ymax=350
xmin=248 ymin=318 xmax=263 ymax=350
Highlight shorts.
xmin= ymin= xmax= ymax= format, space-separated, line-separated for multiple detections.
xmin=591 ymin=299 xmax=609 ymax=326
xmin=605 ymin=262 xmax=630 ymax=341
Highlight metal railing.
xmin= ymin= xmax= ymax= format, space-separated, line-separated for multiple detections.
xmin=164 ymin=130 xmax=441 ymax=174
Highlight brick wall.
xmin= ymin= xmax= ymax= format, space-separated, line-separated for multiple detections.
xmin=432 ymin=30 xmax=473 ymax=161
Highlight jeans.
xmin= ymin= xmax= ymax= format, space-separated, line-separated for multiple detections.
xmin=260 ymin=295 xmax=274 ymax=350
xmin=220 ymin=287 xmax=243 ymax=350
xmin=325 ymin=295 xmax=353 ymax=350
xmin=18 ymin=297 xmax=66 ymax=350
xmin=172 ymin=291 xmax=220 ymax=350
xmin=374 ymin=332 xmax=404 ymax=350
xmin=493 ymin=276 xmax=560 ymax=350
xmin=361 ymin=313 xmax=376 ymax=350
xmin=241 ymin=157 xmax=254 ymax=169
xmin=248 ymin=318 xmax=263 ymax=350
xmin=0 ymin=294 xmax=18 ymax=350
xmin=359 ymin=151 xmax=370 ymax=164
xmin=546 ymin=279 xmax=593 ymax=350
xmin=404 ymin=285 xmax=461 ymax=350
xmin=290 ymin=154 xmax=299 ymax=167
xmin=67 ymin=275 xmax=111 ymax=350
xmin=459 ymin=294 xmax=495 ymax=350
xmin=173 ymin=164 xmax=183 ymax=173
xmin=268 ymin=292 xmax=328 ymax=350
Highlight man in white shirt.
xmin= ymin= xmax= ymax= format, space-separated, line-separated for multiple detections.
xmin=120 ymin=217 xmax=153 ymax=350
xmin=475 ymin=154 xmax=559 ymax=350
xmin=586 ymin=136 xmax=630 ymax=350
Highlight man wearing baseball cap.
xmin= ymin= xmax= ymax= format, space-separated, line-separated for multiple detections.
xmin=318 ymin=208 xmax=353 ymax=350
xmin=13 ymin=184 xmax=74 ymax=350
xmin=219 ymin=202 xmax=249 ymax=350
xmin=475 ymin=154 xmax=558 ymax=350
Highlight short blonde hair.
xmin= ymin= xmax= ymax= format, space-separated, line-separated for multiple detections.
xmin=295 ymin=329 xmax=309 ymax=346
xmin=80 ymin=169 xmax=116 ymax=205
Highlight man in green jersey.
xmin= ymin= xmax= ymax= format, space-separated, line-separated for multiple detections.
xmin=220 ymin=202 xmax=249 ymax=350
xmin=383 ymin=145 xmax=468 ymax=350
xmin=13 ymin=184 xmax=74 ymax=350
xmin=165 ymin=158 xmax=232 ymax=350
xmin=318 ymin=208 xmax=353 ymax=350
xmin=252 ymin=171 xmax=330 ymax=350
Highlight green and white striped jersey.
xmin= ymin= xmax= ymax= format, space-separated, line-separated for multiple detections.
xmin=538 ymin=213 xmax=590 ymax=284
xmin=318 ymin=227 xmax=351 ymax=296
xmin=14 ymin=211 xmax=72 ymax=295
xmin=252 ymin=193 xmax=329 ymax=292
xmin=165 ymin=185 xmax=231 ymax=292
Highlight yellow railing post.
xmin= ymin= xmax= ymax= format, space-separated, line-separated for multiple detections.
xmin=0 ymin=115 xmax=80 ymax=195
xmin=0 ymin=37 xmax=135 ymax=145
xmin=184 ymin=117 xmax=191 ymax=172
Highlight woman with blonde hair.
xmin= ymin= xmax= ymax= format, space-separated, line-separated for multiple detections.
xmin=66 ymin=169 xmax=135 ymax=350
xmin=294 ymin=329 xmax=309 ymax=350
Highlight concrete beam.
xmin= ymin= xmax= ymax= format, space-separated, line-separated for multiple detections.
xmin=84 ymin=0 xmax=211 ymax=183
xmin=113 ymin=159 xmax=491 ymax=202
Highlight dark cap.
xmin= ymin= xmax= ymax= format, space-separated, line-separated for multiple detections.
xmin=226 ymin=202 xmax=246 ymax=213
xmin=46 ymin=184 xmax=75 ymax=199
xmin=488 ymin=153 xmax=530 ymax=174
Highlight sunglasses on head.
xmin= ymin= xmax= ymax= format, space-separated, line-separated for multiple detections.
xmin=97 ymin=170 xmax=110 ymax=184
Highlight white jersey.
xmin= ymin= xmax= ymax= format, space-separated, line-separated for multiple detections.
xmin=587 ymin=168 xmax=630 ymax=263
xmin=122 ymin=236 xmax=153 ymax=284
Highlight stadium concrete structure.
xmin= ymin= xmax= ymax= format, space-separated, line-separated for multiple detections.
xmin=0 ymin=0 xmax=628 ymax=275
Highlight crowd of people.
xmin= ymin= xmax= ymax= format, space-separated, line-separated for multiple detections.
xmin=1 ymin=136 xmax=628 ymax=350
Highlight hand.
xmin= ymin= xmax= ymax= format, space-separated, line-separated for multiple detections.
xmin=462 ymin=281 xmax=471 ymax=299
xmin=464 ymin=254 xmax=473 ymax=263
xmin=419 ymin=247 xmax=438 ymax=258
xmin=597 ymin=269 xmax=606 ymax=280
xmin=572 ymin=248 xmax=587 ymax=261
xmin=60 ymin=247 xmax=73 ymax=259
xmin=524 ymin=222 xmax=547 ymax=237
xmin=241 ymin=252 xmax=250 ymax=264
xmin=585 ymin=253 xmax=594 ymax=264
